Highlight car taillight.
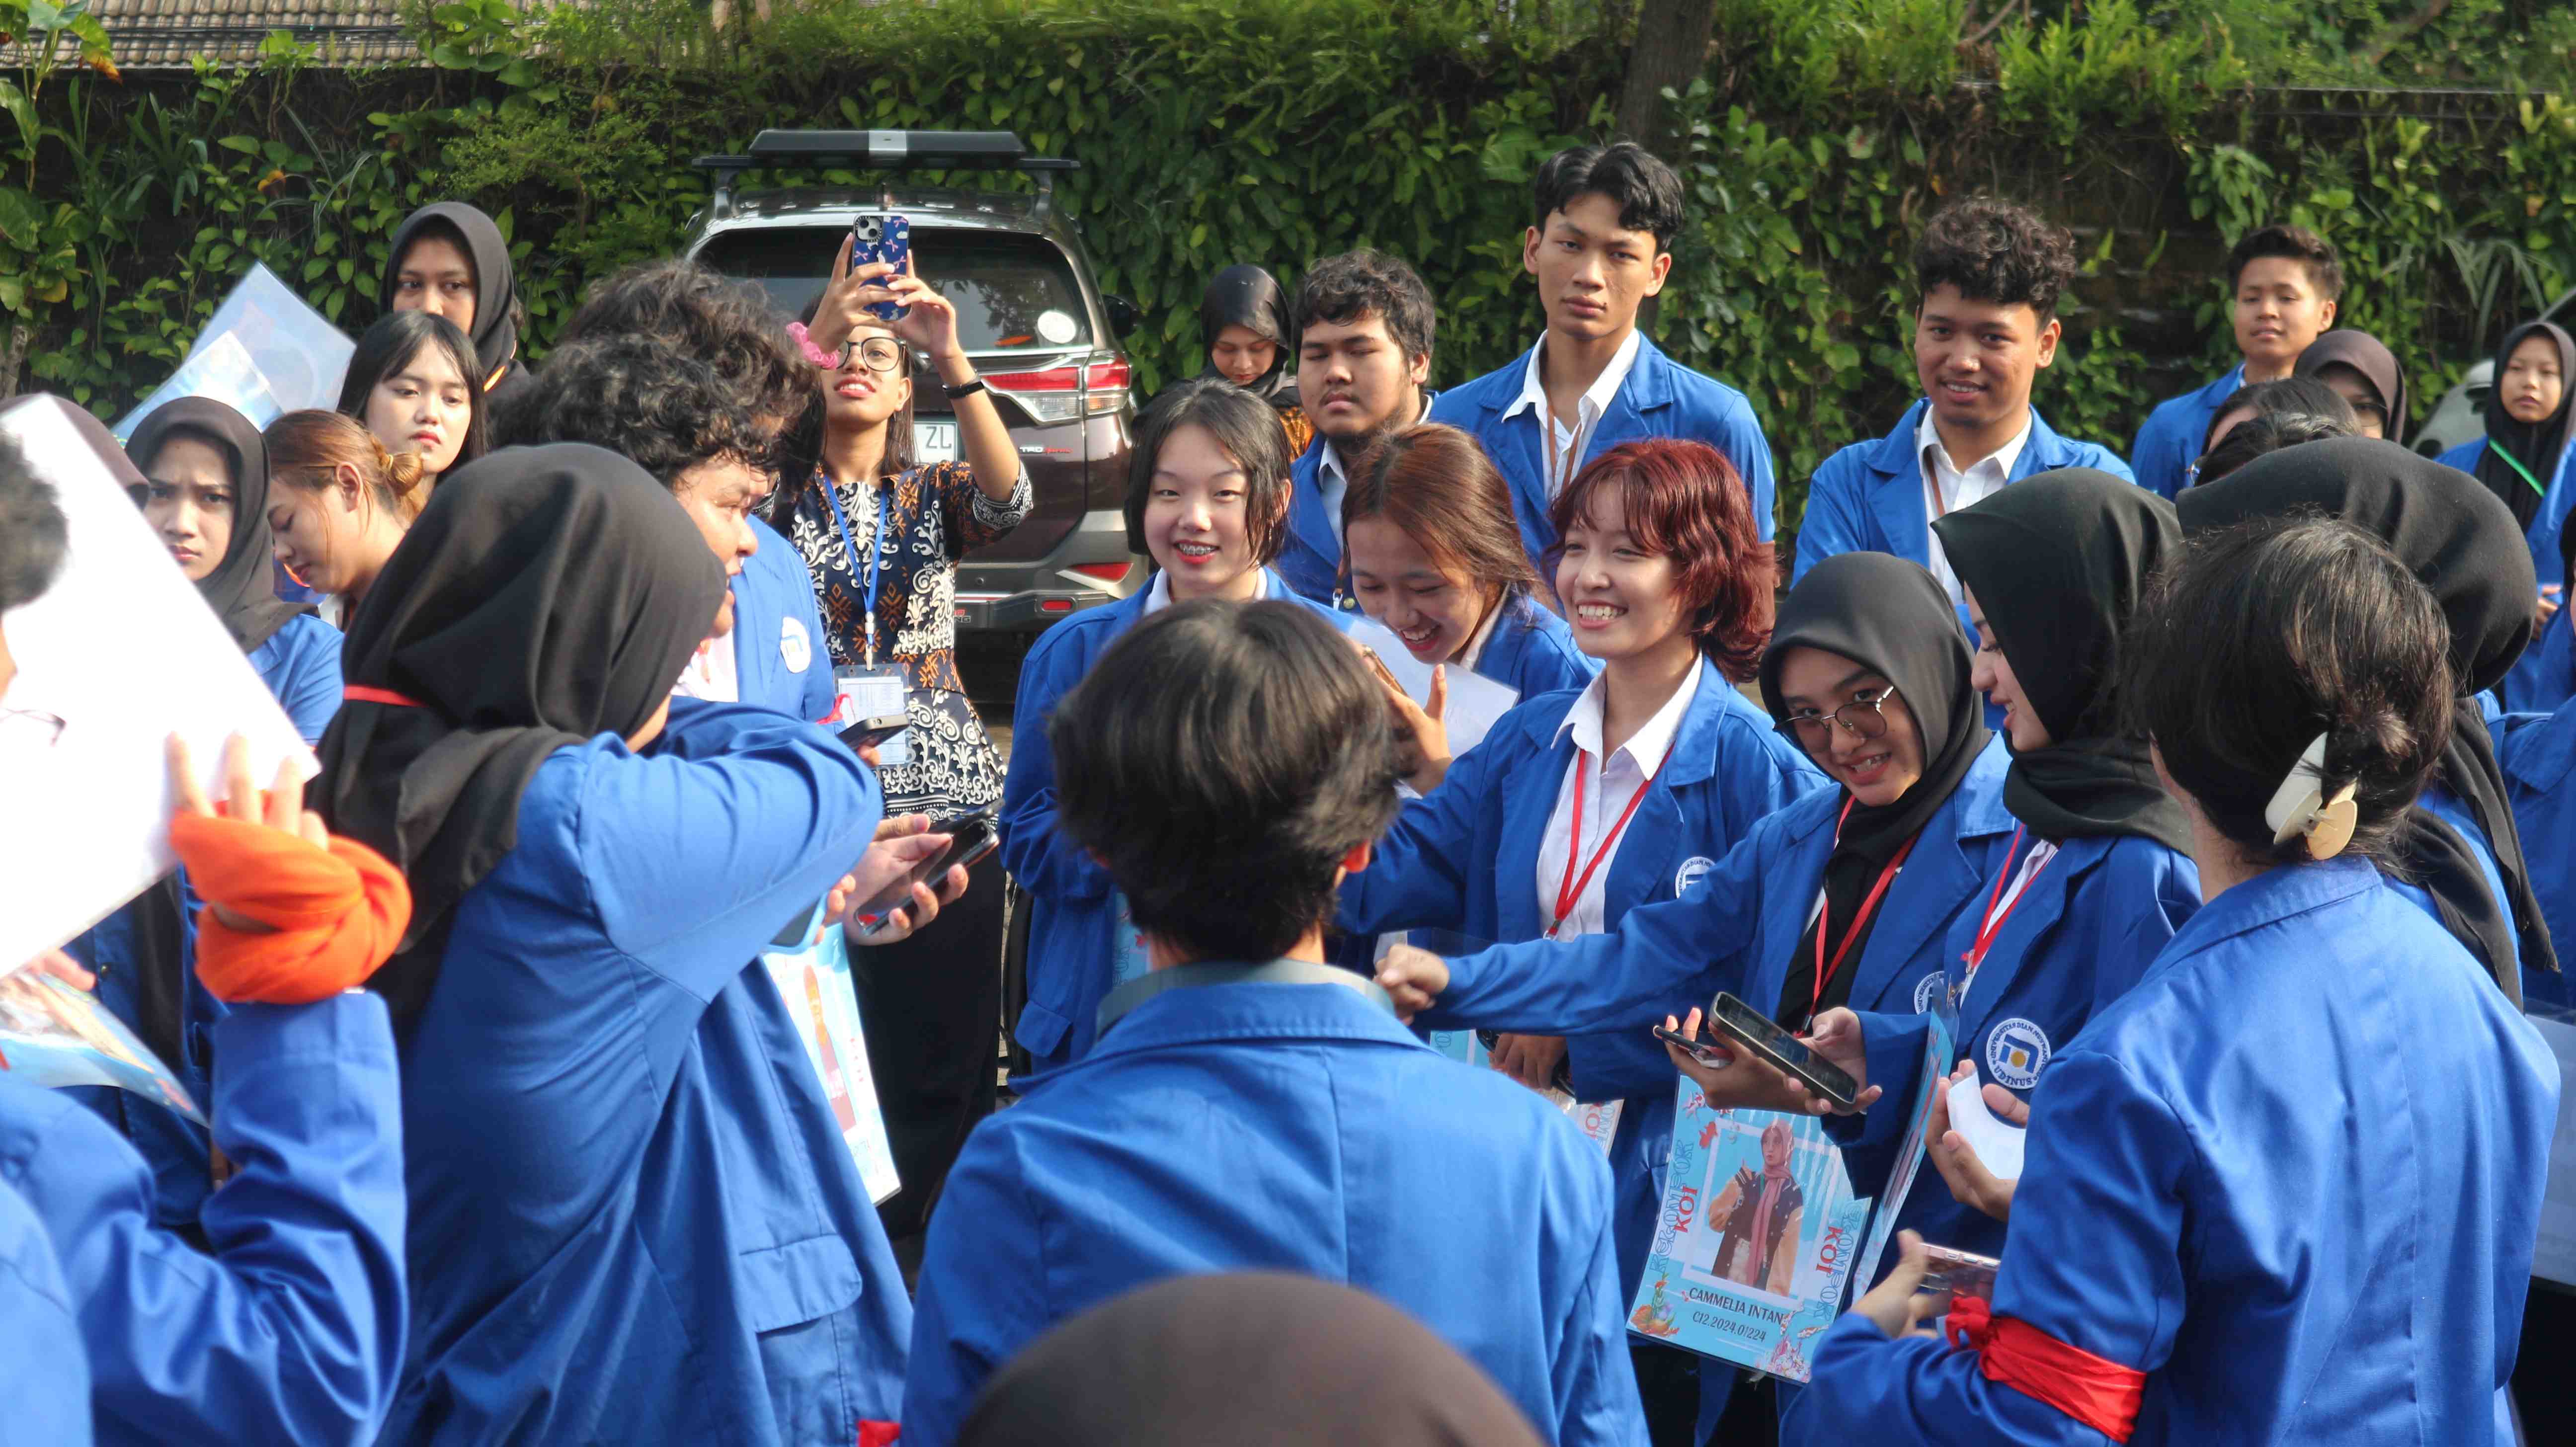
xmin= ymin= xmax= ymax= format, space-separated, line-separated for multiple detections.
xmin=1082 ymin=359 xmax=1130 ymax=415
xmin=984 ymin=364 xmax=1086 ymax=424
xmin=1067 ymin=562 xmax=1129 ymax=584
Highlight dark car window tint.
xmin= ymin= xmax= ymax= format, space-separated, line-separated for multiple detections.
xmin=695 ymin=225 xmax=1091 ymax=353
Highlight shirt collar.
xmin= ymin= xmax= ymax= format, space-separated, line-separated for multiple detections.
xmin=1915 ymin=404 xmax=2033 ymax=481
xmin=1145 ymin=567 xmax=1271 ymax=615
xmin=1552 ymin=659 xmax=1703 ymax=775
xmin=1502 ymin=328 xmax=1645 ymax=425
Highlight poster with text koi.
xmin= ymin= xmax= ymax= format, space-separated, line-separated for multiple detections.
xmin=1627 ymin=1088 xmax=1865 ymax=1381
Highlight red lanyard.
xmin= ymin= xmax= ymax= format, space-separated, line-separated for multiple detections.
xmin=1809 ymin=799 xmax=1917 ymax=1022
xmin=1961 ymin=825 xmax=2051 ymax=982
xmin=1547 ymin=751 xmax=1655 ymax=938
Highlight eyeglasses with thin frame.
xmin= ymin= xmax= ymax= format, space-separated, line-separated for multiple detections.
xmin=841 ymin=337 xmax=904 ymax=374
xmin=1775 ymin=688 xmax=1896 ymax=742
xmin=0 ymin=709 xmax=65 ymax=748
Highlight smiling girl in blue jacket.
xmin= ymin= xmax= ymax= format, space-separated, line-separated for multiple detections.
xmin=1343 ymin=438 xmax=1823 ymax=1441
xmin=1000 ymin=379 xmax=1354 ymax=1074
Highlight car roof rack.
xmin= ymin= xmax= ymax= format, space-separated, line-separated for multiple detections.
xmin=691 ymin=129 xmax=1082 ymax=220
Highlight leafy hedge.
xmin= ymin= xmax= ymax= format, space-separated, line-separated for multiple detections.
xmin=10 ymin=0 xmax=2576 ymax=530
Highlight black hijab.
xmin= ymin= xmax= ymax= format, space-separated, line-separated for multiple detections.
xmin=1933 ymin=470 xmax=2194 ymax=854
xmin=382 ymin=202 xmax=520 ymax=388
xmin=311 ymin=444 xmax=724 ymax=1018
xmin=2472 ymin=321 xmax=2576 ymax=532
xmin=1758 ymin=553 xmax=1991 ymax=1027
xmin=1197 ymin=264 xmax=1299 ymax=410
xmin=127 ymin=397 xmax=308 ymax=653
xmin=2179 ymin=438 xmax=2553 ymax=1001
xmin=2293 ymin=329 xmax=2411 ymax=447
xmin=958 ymin=1273 xmax=1545 ymax=1447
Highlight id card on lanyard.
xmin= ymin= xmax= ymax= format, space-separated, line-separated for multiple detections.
xmin=822 ymin=478 xmax=911 ymax=769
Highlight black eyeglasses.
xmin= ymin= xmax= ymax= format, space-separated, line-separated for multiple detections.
xmin=0 ymin=709 xmax=65 ymax=748
xmin=841 ymin=337 xmax=905 ymax=374
xmin=1776 ymin=689 xmax=1895 ymax=742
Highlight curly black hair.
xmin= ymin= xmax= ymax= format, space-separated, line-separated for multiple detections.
xmin=555 ymin=259 xmax=809 ymax=432
xmin=1913 ymin=197 xmax=2077 ymax=318
xmin=493 ymin=334 xmax=769 ymax=488
xmin=1294 ymin=249 xmax=1436 ymax=367
xmin=1533 ymin=141 xmax=1686 ymax=251
xmin=0 ymin=433 xmax=68 ymax=613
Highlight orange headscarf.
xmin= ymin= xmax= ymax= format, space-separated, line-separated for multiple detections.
xmin=169 ymin=811 xmax=411 ymax=1005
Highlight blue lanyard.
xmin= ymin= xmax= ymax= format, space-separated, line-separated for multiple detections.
xmin=820 ymin=476 xmax=892 ymax=666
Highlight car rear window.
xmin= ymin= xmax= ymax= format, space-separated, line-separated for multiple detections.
xmin=694 ymin=225 xmax=1093 ymax=353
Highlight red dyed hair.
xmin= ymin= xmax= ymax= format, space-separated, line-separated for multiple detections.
xmin=1545 ymin=438 xmax=1774 ymax=681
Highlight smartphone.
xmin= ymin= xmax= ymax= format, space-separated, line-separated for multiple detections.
xmin=1916 ymin=1243 xmax=2000 ymax=1301
xmin=850 ymin=813 xmax=1000 ymax=932
xmin=849 ymin=214 xmax=912 ymax=321
xmin=1651 ymin=1023 xmax=1734 ymax=1069
xmin=1696 ymin=992 xmax=1861 ymax=1107
xmin=839 ymin=713 xmax=911 ymax=752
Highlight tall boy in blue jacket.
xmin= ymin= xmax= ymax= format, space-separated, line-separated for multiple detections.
xmin=1432 ymin=142 xmax=1776 ymax=581
xmin=1793 ymin=197 xmax=2135 ymax=643
xmin=906 ymin=599 xmax=1644 ymax=1447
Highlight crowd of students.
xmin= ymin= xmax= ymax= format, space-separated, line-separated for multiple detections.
xmin=0 ymin=135 xmax=2571 ymax=1447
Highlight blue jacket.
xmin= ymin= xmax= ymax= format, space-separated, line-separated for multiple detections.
xmin=999 ymin=572 xmax=1354 ymax=1071
xmin=381 ymin=702 xmax=910 ymax=1446
xmin=1820 ymin=832 xmax=2198 ymax=1273
xmin=1466 ymin=591 xmax=1601 ymax=701
xmin=2126 ymin=365 xmax=2244 ymax=499
xmin=1427 ymin=334 xmax=1779 ymax=577
xmin=1421 ymin=737 xmax=2016 ymax=1043
xmin=1275 ymin=390 xmax=1438 ymax=606
xmin=0 ymin=1167 xmax=90 ymax=1443
xmin=67 ymin=609 xmax=344 ymax=1228
xmin=902 ymin=978 xmax=1647 ymax=1447
xmin=2376 ymin=780 xmax=2535 ymax=1006
xmin=0 ymin=994 xmax=407 ymax=1446
xmin=2499 ymin=701 xmax=2576 ymax=1011
xmin=735 ymin=516 xmax=837 ymax=722
xmin=1338 ymin=660 xmax=1825 ymax=1300
xmin=1792 ymin=402 xmax=2137 ymax=640
xmin=2439 ymin=436 xmax=2576 ymax=714
xmin=1795 ymin=860 xmax=2560 ymax=1447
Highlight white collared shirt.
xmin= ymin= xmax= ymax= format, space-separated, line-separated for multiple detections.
xmin=1917 ymin=406 xmax=2032 ymax=607
xmin=1504 ymin=328 xmax=1644 ymax=500
xmin=1144 ymin=566 xmax=1272 ymax=615
xmin=671 ymin=627 xmax=739 ymax=703
xmin=1316 ymin=444 xmax=1352 ymax=551
xmin=1536 ymin=664 xmax=1701 ymax=938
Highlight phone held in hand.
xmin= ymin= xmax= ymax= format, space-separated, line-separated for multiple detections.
xmin=838 ymin=713 xmax=911 ymax=753
xmin=1696 ymin=991 xmax=1862 ymax=1107
xmin=1915 ymin=1243 xmax=2000 ymax=1301
xmin=849 ymin=215 xmax=912 ymax=321
xmin=850 ymin=812 xmax=1000 ymax=933
xmin=1651 ymin=1023 xmax=1732 ymax=1069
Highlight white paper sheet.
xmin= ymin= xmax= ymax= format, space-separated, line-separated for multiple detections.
xmin=1946 ymin=1075 xmax=2026 ymax=1182
xmin=762 ymin=904 xmax=902 ymax=1205
xmin=112 ymin=263 xmax=355 ymax=440
xmin=1346 ymin=617 xmax=1519 ymax=757
xmin=2528 ymin=1009 xmax=2576 ymax=1288
xmin=0 ymin=397 xmax=317 ymax=968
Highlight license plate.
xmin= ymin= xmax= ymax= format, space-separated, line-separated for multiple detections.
xmin=913 ymin=420 xmax=958 ymax=464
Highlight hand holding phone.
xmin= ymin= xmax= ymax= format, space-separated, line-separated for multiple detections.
xmin=839 ymin=713 xmax=910 ymax=752
xmin=847 ymin=812 xmax=998 ymax=937
xmin=1658 ymin=1001 xmax=1875 ymax=1116
xmin=849 ymin=215 xmax=913 ymax=321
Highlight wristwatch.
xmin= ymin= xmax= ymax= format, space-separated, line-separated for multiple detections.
xmin=943 ymin=377 xmax=987 ymax=400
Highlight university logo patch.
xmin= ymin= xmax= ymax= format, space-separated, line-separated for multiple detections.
xmin=1986 ymin=1017 xmax=2052 ymax=1090
xmin=1912 ymin=972 xmax=1946 ymax=1015
xmin=780 ymin=617 xmax=813 ymax=673
xmin=1674 ymin=856 xmax=1718 ymax=897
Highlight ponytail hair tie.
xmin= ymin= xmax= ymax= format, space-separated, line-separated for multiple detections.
xmin=2263 ymin=732 xmax=2359 ymax=860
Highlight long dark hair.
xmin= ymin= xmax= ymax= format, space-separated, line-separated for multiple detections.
xmin=769 ymin=298 xmax=918 ymax=527
xmin=337 ymin=310 xmax=490 ymax=474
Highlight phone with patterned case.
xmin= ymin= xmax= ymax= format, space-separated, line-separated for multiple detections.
xmin=849 ymin=215 xmax=912 ymax=321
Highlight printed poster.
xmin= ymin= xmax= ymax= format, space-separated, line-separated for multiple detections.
xmin=112 ymin=263 xmax=355 ymax=439
xmin=1627 ymin=1092 xmax=1866 ymax=1381
xmin=761 ymin=901 xmax=901 ymax=1204
xmin=0 ymin=959 xmax=203 ymax=1124
xmin=1851 ymin=1007 xmax=1956 ymax=1292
